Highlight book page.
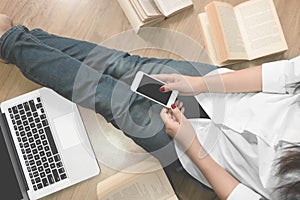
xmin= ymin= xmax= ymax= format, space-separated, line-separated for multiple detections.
xmin=207 ymin=2 xmax=247 ymax=62
xmin=130 ymin=0 xmax=162 ymax=22
xmin=118 ymin=0 xmax=164 ymax=32
xmin=235 ymin=0 xmax=288 ymax=59
xmin=198 ymin=13 xmax=241 ymax=66
xmin=131 ymin=0 xmax=150 ymax=22
xmin=97 ymin=157 xmax=178 ymax=200
xmin=198 ymin=13 xmax=220 ymax=66
xmin=118 ymin=0 xmax=145 ymax=31
xmin=98 ymin=172 xmax=177 ymax=200
xmin=137 ymin=0 xmax=162 ymax=17
xmin=153 ymin=0 xmax=193 ymax=17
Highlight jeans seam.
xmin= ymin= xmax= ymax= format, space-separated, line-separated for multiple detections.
xmin=15 ymin=26 xmax=46 ymax=46
xmin=14 ymin=26 xmax=62 ymax=86
xmin=0 ymin=25 xmax=18 ymax=60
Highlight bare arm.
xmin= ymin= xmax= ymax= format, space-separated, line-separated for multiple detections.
xmin=186 ymin=140 xmax=239 ymax=200
xmin=160 ymin=104 xmax=239 ymax=200
xmin=200 ymin=65 xmax=262 ymax=93
xmin=155 ymin=65 xmax=262 ymax=95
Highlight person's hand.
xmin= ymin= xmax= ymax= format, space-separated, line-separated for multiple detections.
xmin=160 ymin=101 xmax=197 ymax=150
xmin=153 ymin=74 xmax=204 ymax=96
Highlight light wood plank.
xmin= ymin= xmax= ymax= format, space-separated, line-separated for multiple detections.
xmin=0 ymin=0 xmax=299 ymax=199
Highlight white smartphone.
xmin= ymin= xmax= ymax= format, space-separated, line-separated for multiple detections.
xmin=131 ymin=71 xmax=178 ymax=108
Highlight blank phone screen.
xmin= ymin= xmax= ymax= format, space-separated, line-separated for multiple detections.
xmin=137 ymin=74 xmax=172 ymax=105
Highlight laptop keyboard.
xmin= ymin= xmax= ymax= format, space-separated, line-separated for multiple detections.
xmin=8 ymin=97 xmax=67 ymax=191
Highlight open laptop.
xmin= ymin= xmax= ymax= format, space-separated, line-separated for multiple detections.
xmin=0 ymin=87 xmax=100 ymax=200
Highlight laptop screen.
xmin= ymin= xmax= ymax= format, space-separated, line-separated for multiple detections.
xmin=0 ymin=127 xmax=23 ymax=200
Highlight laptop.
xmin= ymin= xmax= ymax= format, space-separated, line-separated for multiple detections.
xmin=0 ymin=87 xmax=100 ymax=200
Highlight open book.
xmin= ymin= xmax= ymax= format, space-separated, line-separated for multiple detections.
xmin=118 ymin=0 xmax=193 ymax=32
xmin=97 ymin=157 xmax=178 ymax=200
xmin=198 ymin=0 xmax=288 ymax=66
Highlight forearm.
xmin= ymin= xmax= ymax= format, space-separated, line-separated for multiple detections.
xmin=186 ymin=140 xmax=239 ymax=200
xmin=161 ymin=105 xmax=239 ymax=199
xmin=197 ymin=66 xmax=262 ymax=93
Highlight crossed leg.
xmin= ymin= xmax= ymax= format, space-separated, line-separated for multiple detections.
xmin=0 ymin=15 xmax=217 ymax=196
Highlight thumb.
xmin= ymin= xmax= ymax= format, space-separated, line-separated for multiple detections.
xmin=160 ymin=83 xmax=178 ymax=93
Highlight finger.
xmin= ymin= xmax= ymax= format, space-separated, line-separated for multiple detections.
xmin=159 ymin=82 xmax=179 ymax=93
xmin=160 ymin=107 xmax=169 ymax=116
xmin=170 ymin=103 xmax=186 ymax=123
xmin=168 ymin=112 xmax=173 ymax=120
xmin=164 ymin=108 xmax=178 ymax=123
xmin=181 ymin=107 xmax=185 ymax=114
xmin=176 ymin=101 xmax=184 ymax=113
xmin=160 ymin=107 xmax=169 ymax=123
xmin=167 ymin=109 xmax=175 ymax=121
xmin=175 ymin=100 xmax=180 ymax=107
xmin=177 ymin=101 xmax=183 ymax=109
xmin=159 ymin=84 xmax=171 ymax=93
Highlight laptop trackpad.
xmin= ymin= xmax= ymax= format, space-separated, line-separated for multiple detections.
xmin=53 ymin=112 xmax=81 ymax=150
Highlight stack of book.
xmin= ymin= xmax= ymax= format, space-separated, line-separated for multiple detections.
xmin=118 ymin=0 xmax=288 ymax=65
xmin=118 ymin=0 xmax=193 ymax=32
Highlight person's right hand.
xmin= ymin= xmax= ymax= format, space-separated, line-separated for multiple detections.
xmin=153 ymin=74 xmax=204 ymax=96
xmin=160 ymin=102 xmax=197 ymax=151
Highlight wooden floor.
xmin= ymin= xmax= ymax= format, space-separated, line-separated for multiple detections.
xmin=0 ymin=0 xmax=300 ymax=200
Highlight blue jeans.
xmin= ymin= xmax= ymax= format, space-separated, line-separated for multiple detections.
xmin=0 ymin=25 xmax=217 ymax=172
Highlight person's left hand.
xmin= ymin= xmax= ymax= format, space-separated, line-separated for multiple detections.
xmin=153 ymin=74 xmax=204 ymax=96
xmin=160 ymin=101 xmax=197 ymax=150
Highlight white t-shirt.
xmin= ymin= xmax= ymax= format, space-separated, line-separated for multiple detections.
xmin=174 ymin=56 xmax=300 ymax=199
